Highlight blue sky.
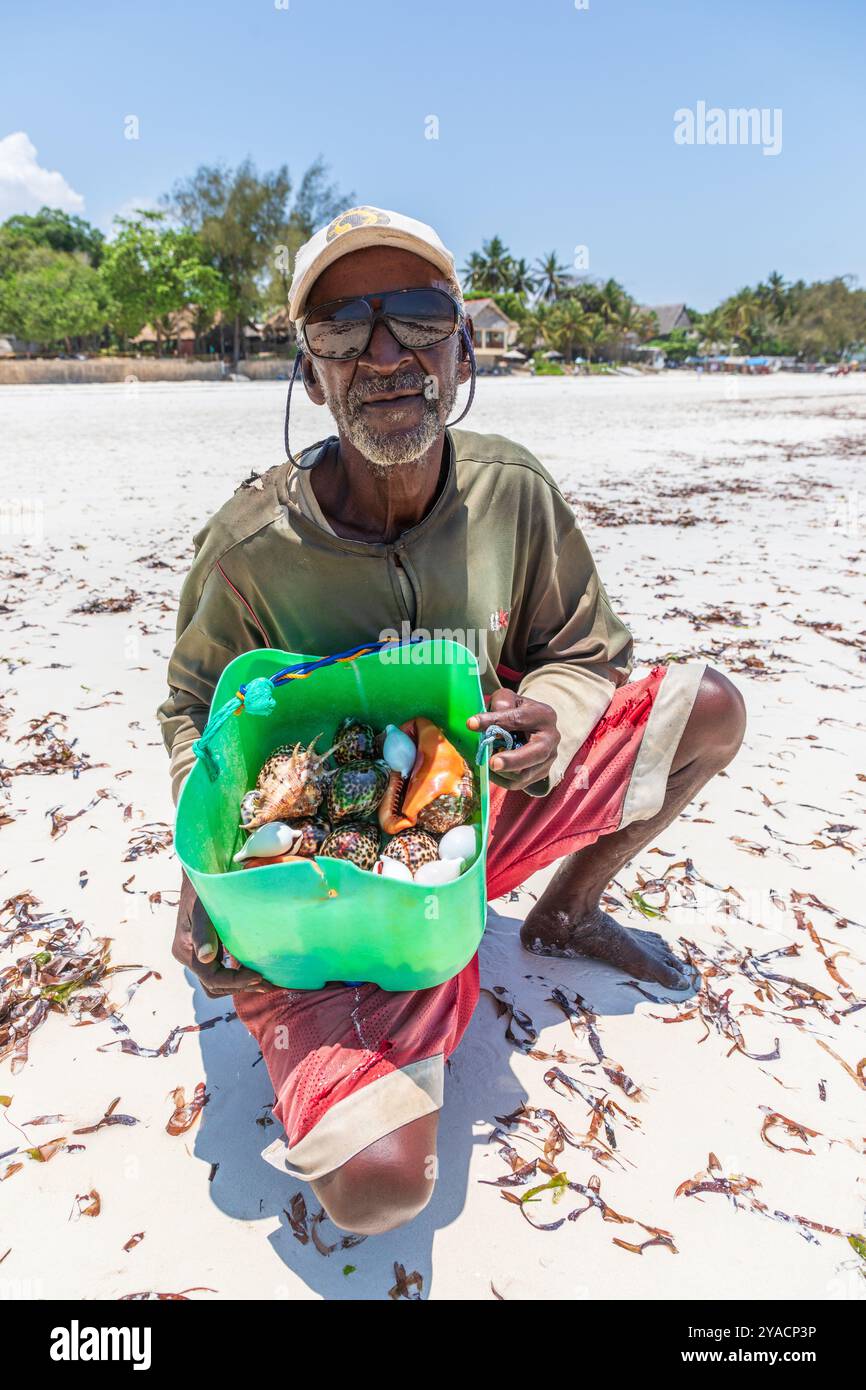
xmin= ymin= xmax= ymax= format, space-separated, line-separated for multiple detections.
xmin=1 ymin=0 xmax=862 ymax=308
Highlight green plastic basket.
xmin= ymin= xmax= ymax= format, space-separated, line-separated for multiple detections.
xmin=174 ymin=639 xmax=490 ymax=991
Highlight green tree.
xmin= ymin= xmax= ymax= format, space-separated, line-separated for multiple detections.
xmin=265 ymin=157 xmax=352 ymax=315
xmin=546 ymin=300 xmax=604 ymax=363
xmin=514 ymin=301 xmax=551 ymax=355
xmin=460 ymin=236 xmax=514 ymax=295
xmin=782 ymin=277 xmax=866 ymax=360
xmin=100 ymin=211 xmax=226 ymax=354
xmin=0 ymin=206 xmax=105 ymax=265
xmin=694 ymin=307 xmax=731 ymax=353
xmin=165 ymin=159 xmax=292 ymax=364
xmin=0 ymin=247 xmax=104 ymax=352
xmin=507 ymin=256 xmax=538 ymax=299
xmin=533 ymin=250 xmax=571 ymax=303
xmin=607 ymin=298 xmax=656 ymax=359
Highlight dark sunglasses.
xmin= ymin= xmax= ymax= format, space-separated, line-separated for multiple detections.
xmin=300 ymin=287 xmax=464 ymax=361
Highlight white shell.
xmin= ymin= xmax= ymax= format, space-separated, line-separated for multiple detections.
xmin=413 ymin=858 xmax=463 ymax=885
xmin=372 ymin=855 xmax=413 ymax=881
xmin=233 ymin=821 xmax=302 ymax=863
xmin=382 ymin=724 xmax=416 ymax=777
xmin=438 ymin=824 xmax=477 ymax=865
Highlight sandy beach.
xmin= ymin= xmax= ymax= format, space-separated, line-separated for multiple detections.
xmin=1 ymin=371 xmax=864 ymax=1302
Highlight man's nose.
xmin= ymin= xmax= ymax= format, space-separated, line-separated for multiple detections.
xmin=360 ymin=316 xmax=415 ymax=373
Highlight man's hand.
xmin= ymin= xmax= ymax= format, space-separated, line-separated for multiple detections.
xmin=467 ymin=688 xmax=560 ymax=792
xmin=173 ymin=872 xmax=272 ymax=997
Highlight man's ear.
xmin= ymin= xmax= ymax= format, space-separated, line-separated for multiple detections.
xmin=300 ymin=351 xmax=326 ymax=405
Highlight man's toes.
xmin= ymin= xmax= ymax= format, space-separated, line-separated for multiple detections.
xmin=636 ymin=947 xmax=690 ymax=988
xmin=632 ymin=926 xmax=665 ymax=948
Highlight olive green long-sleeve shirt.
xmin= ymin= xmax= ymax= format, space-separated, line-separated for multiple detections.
xmin=157 ymin=427 xmax=633 ymax=804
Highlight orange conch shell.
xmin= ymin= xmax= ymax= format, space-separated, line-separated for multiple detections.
xmin=377 ymin=717 xmax=470 ymax=835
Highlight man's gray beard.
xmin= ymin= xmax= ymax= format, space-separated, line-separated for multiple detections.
xmin=325 ymin=369 xmax=458 ymax=474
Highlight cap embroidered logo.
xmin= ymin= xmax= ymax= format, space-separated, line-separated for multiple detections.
xmin=326 ymin=207 xmax=391 ymax=243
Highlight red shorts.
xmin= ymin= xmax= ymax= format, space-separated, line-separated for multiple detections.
xmin=234 ymin=661 xmax=705 ymax=1181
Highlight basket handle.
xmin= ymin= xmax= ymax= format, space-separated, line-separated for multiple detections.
xmin=191 ymin=638 xmax=419 ymax=781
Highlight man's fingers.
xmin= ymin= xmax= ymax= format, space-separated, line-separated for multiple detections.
xmin=489 ymin=733 xmax=555 ymax=777
xmin=188 ymin=955 xmax=266 ymax=996
xmin=190 ymin=900 xmax=219 ymax=964
xmin=467 ymin=704 xmax=550 ymax=734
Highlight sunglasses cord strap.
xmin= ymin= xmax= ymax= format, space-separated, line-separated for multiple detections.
xmin=283 ymin=351 xmax=307 ymax=467
xmin=446 ymin=327 xmax=476 ymax=427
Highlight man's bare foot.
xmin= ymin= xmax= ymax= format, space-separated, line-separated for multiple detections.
xmin=520 ymin=904 xmax=690 ymax=989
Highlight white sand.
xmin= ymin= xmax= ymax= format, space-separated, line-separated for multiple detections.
xmin=1 ymin=372 xmax=864 ymax=1301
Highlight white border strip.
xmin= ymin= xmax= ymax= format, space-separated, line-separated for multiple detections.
xmin=618 ymin=661 xmax=706 ymax=830
xmin=259 ymin=1053 xmax=445 ymax=1182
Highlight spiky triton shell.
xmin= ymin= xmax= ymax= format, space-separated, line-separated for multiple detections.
xmin=327 ymin=759 xmax=389 ymax=823
xmin=382 ymin=829 xmax=439 ymax=873
xmin=332 ymin=716 xmax=377 ymax=766
xmin=416 ymin=768 xmax=476 ymax=834
xmin=320 ymin=821 xmax=380 ymax=870
xmin=288 ymin=817 xmax=331 ymax=856
xmin=240 ymin=736 xmax=329 ymax=829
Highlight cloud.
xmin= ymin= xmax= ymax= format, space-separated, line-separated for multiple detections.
xmin=0 ymin=131 xmax=85 ymax=220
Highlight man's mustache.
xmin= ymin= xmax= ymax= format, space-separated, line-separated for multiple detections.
xmin=348 ymin=371 xmax=432 ymax=409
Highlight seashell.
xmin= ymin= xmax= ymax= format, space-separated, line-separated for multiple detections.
xmin=416 ymin=765 xmax=475 ymax=834
xmin=320 ymin=821 xmax=380 ymax=870
xmin=378 ymin=717 xmax=474 ymax=835
xmin=372 ymin=856 xmax=413 ymax=882
xmin=240 ymin=736 xmax=330 ymax=829
xmin=414 ymin=858 xmax=463 ymax=886
xmin=332 ymin=716 xmax=377 ymax=766
xmin=233 ymin=821 xmax=302 ymax=863
xmin=382 ymin=724 xmax=416 ymax=777
xmin=382 ymin=828 xmax=439 ymax=873
xmin=288 ymin=817 xmax=331 ymax=856
xmin=438 ymin=824 xmax=478 ymax=865
xmin=241 ymin=852 xmax=308 ymax=871
xmin=327 ymin=759 xmax=389 ymax=823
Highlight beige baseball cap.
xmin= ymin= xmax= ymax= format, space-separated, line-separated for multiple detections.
xmin=288 ymin=204 xmax=457 ymax=323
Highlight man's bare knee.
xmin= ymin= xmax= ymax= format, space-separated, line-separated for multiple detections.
xmin=686 ymin=666 xmax=747 ymax=771
xmin=312 ymin=1113 xmax=438 ymax=1236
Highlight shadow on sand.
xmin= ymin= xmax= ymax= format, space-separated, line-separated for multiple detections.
xmin=192 ymin=898 xmax=696 ymax=1299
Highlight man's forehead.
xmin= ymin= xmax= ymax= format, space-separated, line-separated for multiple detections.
xmin=307 ymin=245 xmax=448 ymax=305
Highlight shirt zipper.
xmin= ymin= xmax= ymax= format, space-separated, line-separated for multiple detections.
xmin=392 ymin=548 xmax=416 ymax=624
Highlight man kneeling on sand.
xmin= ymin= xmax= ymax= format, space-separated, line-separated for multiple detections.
xmin=158 ymin=205 xmax=746 ymax=1235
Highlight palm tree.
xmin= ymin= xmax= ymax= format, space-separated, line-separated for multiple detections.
xmin=696 ymin=307 xmax=730 ymax=354
xmin=546 ymin=300 xmax=601 ymax=363
xmin=723 ymin=288 xmax=766 ymax=351
xmin=762 ymin=270 xmax=789 ymax=320
xmin=610 ymin=299 xmax=655 ymax=358
xmin=515 ymin=301 xmax=551 ymax=355
xmin=481 ymin=236 xmax=513 ymax=293
xmin=583 ymin=313 xmax=610 ymax=365
xmin=460 ymin=250 xmax=489 ymax=297
xmin=460 ymin=236 xmax=514 ymax=295
xmin=508 ymin=256 xmax=539 ymax=299
xmin=598 ymin=277 xmax=628 ymax=328
xmin=534 ymin=250 xmax=572 ymax=303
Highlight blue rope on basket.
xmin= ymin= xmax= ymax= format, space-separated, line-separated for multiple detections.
xmin=191 ymin=636 xmax=508 ymax=783
xmin=192 ymin=637 xmax=424 ymax=781
xmin=475 ymin=723 xmax=517 ymax=765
